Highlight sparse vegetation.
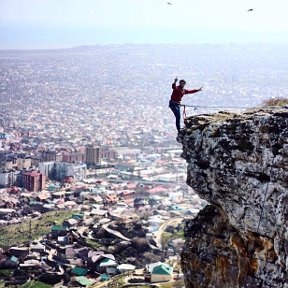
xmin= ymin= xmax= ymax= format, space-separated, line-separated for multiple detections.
xmin=174 ymin=224 xmax=185 ymax=239
xmin=125 ymin=286 xmax=151 ymax=288
xmin=19 ymin=280 xmax=52 ymax=288
xmin=159 ymin=279 xmax=185 ymax=288
xmin=261 ymin=97 xmax=288 ymax=107
xmin=0 ymin=269 xmax=13 ymax=278
xmin=131 ymin=237 xmax=150 ymax=251
xmin=0 ymin=210 xmax=76 ymax=247
xmin=90 ymin=273 xmax=126 ymax=288
xmin=85 ymin=238 xmax=102 ymax=249
xmin=161 ymin=232 xmax=173 ymax=247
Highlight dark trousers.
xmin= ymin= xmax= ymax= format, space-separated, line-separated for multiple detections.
xmin=169 ymin=100 xmax=181 ymax=131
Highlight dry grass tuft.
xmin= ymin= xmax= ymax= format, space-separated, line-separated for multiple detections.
xmin=261 ymin=97 xmax=288 ymax=107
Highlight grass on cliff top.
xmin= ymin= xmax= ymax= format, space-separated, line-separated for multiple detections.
xmin=0 ymin=210 xmax=75 ymax=248
xmin=261 ymin=97 xmax=288 ymax=107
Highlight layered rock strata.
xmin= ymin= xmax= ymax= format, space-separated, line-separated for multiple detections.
xmin=178 ymin=108 xmax=288 ymax=288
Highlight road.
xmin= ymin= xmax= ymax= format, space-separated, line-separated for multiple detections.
xmin=102 ymin=223 xmax=131 ymax=242
xmin=152 ymin=217 xmax=183 ymax=248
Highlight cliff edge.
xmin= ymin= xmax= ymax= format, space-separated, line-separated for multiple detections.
xmin=177 ymin=107 xmax=288 ymax=288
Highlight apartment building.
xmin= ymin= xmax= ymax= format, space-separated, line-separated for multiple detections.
xmin=23 ymin=170 xmax=46 ymax=192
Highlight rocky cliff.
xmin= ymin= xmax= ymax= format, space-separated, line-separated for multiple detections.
xmin=177 ymin=107 xmax=288 ymax=288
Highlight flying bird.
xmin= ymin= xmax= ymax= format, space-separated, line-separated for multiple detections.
xmin=247 ymin=8 xmax=254 ymax=12
xmin=167 ymin=2 xmax=172 ymax=5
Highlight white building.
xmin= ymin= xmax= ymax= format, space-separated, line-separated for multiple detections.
xmin=54 ymin=162 xmax=87 ymax=182
xmin=0 ymin=169 xmax=21 ymax=187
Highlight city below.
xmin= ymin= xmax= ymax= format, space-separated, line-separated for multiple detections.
xmin=0 ymin=43 xmax=287 ymax=287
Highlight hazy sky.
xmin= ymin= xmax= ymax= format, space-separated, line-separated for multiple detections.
xmin=1 ymin=0 xmax=288 ymax=49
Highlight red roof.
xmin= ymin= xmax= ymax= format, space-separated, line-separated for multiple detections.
xmin=24 ymin=170 xmax=42 ymax=177
xmin=146 ymin=186 xmax=167 ymax=194
xmin=125 ymin=182 xmax=137 ymax=189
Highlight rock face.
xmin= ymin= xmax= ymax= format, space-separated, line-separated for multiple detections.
xmin=178 ymin=108 xmax=288 ymax=288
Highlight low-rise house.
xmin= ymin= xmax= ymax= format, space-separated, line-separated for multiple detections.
xmin=9 ymin=247 xmax=29 ymax=259
xmin=36 ymin=191 xmax=51 ymax=202
xmin=71 ymin=266 xmax=88 ymax=276
xmin=57 ymin=234 xmax=74 ymax=246
xmin=87 ymin=251 xmax=104 ymax=265
xmin=146 ymin=185 xmax=168 ymax=195
xmin=63 ymin=217 xmax=80 ymax=228
xmin=124 ymin=182 xmax=137 ymax=190
xmin=97 ymin=256 xmax=118 ymax=275
xmin=65 ymin=247 xmax=76 ymax=259
xmin=29 ymin=200 xmax=44 ymax=212
xmin=134 ymin=197 xmax=148 ymax=209
xmin=110 ymin=210 xmax=140 ymax=223
xmin=87 ymin=252 xmax=117 ymax=274
xmin=90 ymin=208 xmax=108 ymax=218
xmin=74 ymin=247 xmax=90 ymax=261
xmin=50 ymin=225 xmax=68 ymax=238
xmin=63 ymin=200 xmax=78 ymax=209
xmin=92 ymin=195 xmax=103 ymax=204
xmin=118 ymin=189 xmax=135 ymax=199
xmin=74 ymin=276 xmax=95 ymax=287
xmin=116 ymin=200 xmax=128 ymax=208
xmin=83 ymin=217 xmax=94 ymax=227
xmin=3 ymin=199 xmax=18 ymax=209
xmin=42 ymin=203 xmax=55 ymax=211
xmin=148 ymin=196 xmax=161 ymax=207
xmin=72 ymin=213 xmax=84 ymax=220
xmin=19 ymin=259 xmax=40 ymax=268
xmin=117 ymin=263 xmax=136 ymax=273
xmin=3 ymin=255 xmax=19 ymax=268
xmin=99 ymin=273 xmax=110 ymax=281
xmin=144 ymin=261 xmax=173 ymax=283
xmin=103 ymin=194 xmax=118 ymax=205
xmin=30 ymin=242 xmax=46 ymax=254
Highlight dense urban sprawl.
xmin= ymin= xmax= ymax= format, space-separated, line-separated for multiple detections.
xmin=0 ymin=43 xmax=287 ymax=287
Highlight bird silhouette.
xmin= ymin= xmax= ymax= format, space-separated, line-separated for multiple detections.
xmin=247 ymin=8 xmax=254 ymax=12
xmin=167 ymin=2 xmax=172 ymax=5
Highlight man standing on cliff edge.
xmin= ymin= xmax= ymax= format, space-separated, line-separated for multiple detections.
xmin=169 ymin=77 xmax=202 ymax=131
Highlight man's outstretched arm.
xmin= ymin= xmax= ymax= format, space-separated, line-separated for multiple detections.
xmin=185 ymin=87 xmax=202 ymax=94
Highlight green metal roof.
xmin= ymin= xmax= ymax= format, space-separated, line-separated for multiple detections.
xmin=75 ymin=276 xmax=94 ymax=286
xmin=99 ymin=273 xmax=110 ymax=280
xmin=152 ymin=265 xmax=172 ymax=275
xmin=51 ymin=225 xmax=66 ymax=231
xmin=47 ymin=185 xmax=56 ymax=191
xmin=147 ymin=262 xmax=173 ymax=275
xmin=71 ymin=266 xmax=88 ymax=276
xmin=100 ymin=258 xmax=110 ymax=263
xmin=72 ymin=213 xmax=83 ymax=219
xmin=10 ymin=255 xmax=18 ymax=263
